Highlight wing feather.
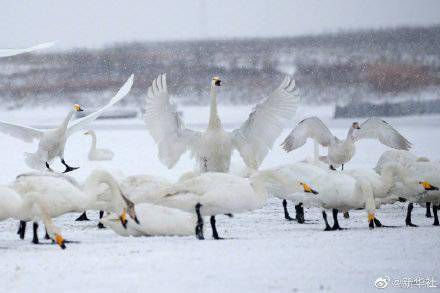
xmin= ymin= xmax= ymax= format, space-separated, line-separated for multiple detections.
xmin=281 ymin=116 xmax=335 ymax=152
xmin=0 ymin=121 xmax=44 ymax=143
xmin=143 ymin=74 xmax=201 ymax=169
xmin=354 ymin=117 xmax=412 ymax=150
xmin=231 ymin=76 xmax=300 ymax=169
xmin=0 ymin=41 xmax=56 ymax=58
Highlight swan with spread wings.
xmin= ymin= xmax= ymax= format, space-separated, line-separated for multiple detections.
xmin=143 ymin=74 xmax=300 ymax=173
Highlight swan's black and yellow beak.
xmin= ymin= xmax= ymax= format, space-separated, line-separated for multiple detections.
xmin=419 ymin=181 xmax=439 ymax=191
xmin=128 ymin=206 xmax=140 ymax=225
xmin=301 ymin=182 xmax=319 ymax=195
xmin=55 ymin=234 xmax=66 ymax=250
xmin=352 ymin=122 xmax=361 ymax=129
xmin=120 ymin=208 xmax=128 ymax=229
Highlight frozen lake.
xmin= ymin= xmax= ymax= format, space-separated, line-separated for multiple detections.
xmin=0 ymin=105 xmax=439 ymax=292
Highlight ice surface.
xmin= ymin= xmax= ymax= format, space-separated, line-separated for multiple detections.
xmin=0 ymin=105 xmax=439 ymax=293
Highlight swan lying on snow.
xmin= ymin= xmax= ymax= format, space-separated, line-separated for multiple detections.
xmin=84 ymin=130 xmax=114 ymax=161
xmin=0 ymin=41 xmax=55 ymax=57
xmin=0 ymin=185 xmax=66 ymax=249
xmin=100 ymin=203 xmax=196 ymax=237
xmin=375 ymin=150 xmax=440 ymax=226
xmin=0 ymin=75 xmax=134 ymax=172
xmin=281 ymin=117 xmax=411 ymax=170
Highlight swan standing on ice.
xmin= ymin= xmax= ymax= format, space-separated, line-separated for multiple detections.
xmin=0 ymin=41 xmax=55 ymax=58
xmin=0 ymin=185 xmax=66 ymax=249
xmin=281 ymin=117 xmax=411 ymax=170
xmin=0 ymin=75 xmax=134 ymax=172
xmin=84 ymin=130 xmax=114 ymax=161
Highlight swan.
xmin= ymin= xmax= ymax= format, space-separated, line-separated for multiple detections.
xmin=281 ymin=116 xmax=411 ymax=170
xmin=100 ymin=202 xmax=196 ymax=237
xmin=0 ymin=75 xmax=134 ymax=172
xmin=375 ymin=150 xmax=440 ymax=226
xmin=143 ymin=74 xmax=300 ymax=172
xmin=0 ymin=185 xmax=66 ymax=249
xmin=0 ymin=41 xmax=55 ymax=58
xmin=141 ymin=171 xmax=315 ymax=240
xmin=11 ymin=169 xmax=139 ymax=242
xmin=84 ymin=130 xmax=114 ymax=161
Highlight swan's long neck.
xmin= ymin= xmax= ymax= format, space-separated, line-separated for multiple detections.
xmin=88 ymin=131 xmax=97 ymax=153
xmin=82 ymin=170 xmax=124 ymax=212
xmin=208 ymin=84 xmax=222 ymax=130
xmin=345 ymin=127 xmax=356 ymax=142
xmin=59 ymin=109 xmax=76 ymax=131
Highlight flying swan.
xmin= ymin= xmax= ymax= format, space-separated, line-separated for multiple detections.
xmin=0 ymin=41 xmax=55 ymax=58
xmin=0 ymin=75 xmax=134 ymax=172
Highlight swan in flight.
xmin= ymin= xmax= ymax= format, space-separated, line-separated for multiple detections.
xmin=0 ymin=185 xmax=66 ymax=249
xmin=143 ymin=74 xmax=300 ymax=172
xmin=0 ymin=75 xmax=134 ymax=172
xmin=0 ymin=41 xmax=55 ymax=58
xmin=281 ymin=117 xmax=411 ymax=170
xmin=375 ymin=150 xmax=440 ymax=226
xmin=84 ymin=130 xmax=114 ymax=161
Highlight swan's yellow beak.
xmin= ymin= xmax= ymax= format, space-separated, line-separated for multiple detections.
xmin=73 ymin=104 xmax=84 ymax=112
xmin=419 ymin=181 xmax=439 ymax=191
xmin=212 ymin=76 xmax=221 ymax=86
xmin=368 ymin=212 xmax=375 ymax=222
xmin=301 ymin=182 xmax=318 ymax=195
xmin=55 ymin=234 xmax=66 ymax=250
xmin=120 ymin=208 xmax=128 ymax=229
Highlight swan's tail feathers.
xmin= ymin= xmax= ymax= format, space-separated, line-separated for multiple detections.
xmin=24 ymin=153 xmax=46 ymax=170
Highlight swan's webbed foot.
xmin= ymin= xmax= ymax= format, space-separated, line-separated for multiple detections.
xmin=331 ymin=209 xmax=344 ymax=230
xmin=45 ymin=229 xmax=50 ymax=240
xmin=405 ymin=203 xmax=418 ymax=227
xmin=210 ymin=216 xmax=224 ymax=240
xmin=32 ymin=222 xmax=39 ymax=244
xmin=329 ymin=165 xmax=336 ymax=171
xmin=433 ymin=205 xmax=439 ymax=226
xmin=195 ymin=203 xmax=204 ymax=240
xmin=225 ymin=214 xmax=233 ymax=218
xmin=322 ymin=211 xmax=332 ymax=231
xmin=295 ymin=203 xmax=305 ymax=224
xmin=282 ymin=199 xmax=295 ymax=221
xmin=61 ymin=158 xmax=79 ymax=173
xmin=343 ymin=212 xmax=350 ymax=219
xmin=426 ymin=202 xmax=432 ymax=218
xmin=97 ymin=210 xmax=106 ymax=228
xmin=17 ymin=221 xmax=26 ymax=240
xmin=75 ymin=212 xmax=90 ymax=221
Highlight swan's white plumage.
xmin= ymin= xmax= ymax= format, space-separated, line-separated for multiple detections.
xmin=0 ymin=41 xmax=56 ymax=58
xmin=85 ymin=130 xmax=114 ymax=161
xmin=0 ymin=122 xmax=43 ymax=143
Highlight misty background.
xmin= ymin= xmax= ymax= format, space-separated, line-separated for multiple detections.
xmin=1 ymin=0 xmax=440 ymax=117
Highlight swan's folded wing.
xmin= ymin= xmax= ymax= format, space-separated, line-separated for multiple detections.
xmin=0 ymin=121 xmax=44 ymax=142
xmin=281 ymin=116 xmax=335 ymax=152
xmin=143 ymin=74 xmax=201 ymax=169
xmin=354 ymin=117 xmax=412 ymax=150
xmin=231 ymin=76 xmax=300 ymax=170
xmin=67 ymin=74 xmax=134 ymax=136
xmin=0 ymin=41 xmax=56 ymax=58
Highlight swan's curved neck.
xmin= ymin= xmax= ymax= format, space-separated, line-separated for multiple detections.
xmin=59 ymin=109 xmax=76 ymax=131
xmin=346 ymin=127 xmax=355 ymax=141
xmin=83 ymin=170 xmax=124 ymax=211
xmin=208 ymin=84 xmax=222 ymax=129
xmin=88 ymin=131 xmax=97 ymax=153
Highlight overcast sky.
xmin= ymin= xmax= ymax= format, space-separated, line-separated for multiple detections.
xmin=1 ymin=0 xmax=439 ymax=50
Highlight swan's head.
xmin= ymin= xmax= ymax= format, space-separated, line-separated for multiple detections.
xmin=352 ymin=122 xmax=361 ymax=129
xmin=419 ymin=181 xmax=439 ymax=191
xmin=300 ymin=182 xmax=319 ymax=195
xmin=46 ymin=228 xmax=66 ymax=250
xmin=73 ymin=104 xmax=84 ymax=112
xmin=211 ymin=77 xmax=221 ymax=87
xmin=119 ymin=192 xmax=140 ymax=229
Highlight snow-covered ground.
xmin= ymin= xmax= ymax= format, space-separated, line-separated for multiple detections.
xmin=0 ymin=105 xmax=439 ymax=293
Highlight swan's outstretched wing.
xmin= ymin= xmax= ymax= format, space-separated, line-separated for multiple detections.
xmin=0 ymin=121 xmax=44 ymax=142
xmin=231 ymin=76 xmax=300 ymax=170
xmin=281 ymin=117 xmax=335 ymax=152
xmin=143 ymin=74 xmax=201 ymax=169
xmin=67 ymin=74 xmax=134 ymax=136
xmin=0 ymin=41 xmax=56 ymax=58
xmin=353 ymin=117 xmax=411 ymax=150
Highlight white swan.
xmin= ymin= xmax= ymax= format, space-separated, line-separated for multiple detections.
xmin=375 ymin=150 xmax=440 ymax=226
xmin=84 ymin=130 xmax=114 ymax=161
xmin=143 ymin=74 xmax=300 ymax=172
xmin=100 ymin=203 xmax=196 ymax=237
xmin=11 ymin=169 xmax=139 ymax=239
xmin=0 ymin=41 xmax=55 ymax=58
xmin=0 ymin=75 xmax=134 ymax=172
xmin=0 ymin=185 xmax=66 ymax=248
xmin=281 ymin=116 xmax=411 ymax=170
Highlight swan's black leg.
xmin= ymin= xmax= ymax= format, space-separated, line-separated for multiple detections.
xmin=322 ymin=211 xmax=332 ymax=231
xmin=341 ymin=164 xmax=344 ymax=171
xmin=75 ymin=211 xmax=90 ymax=221
xmin=97 ymin=211 xmax=105 ymax=229
xmin=332 ymin=209 xmax=343 ymax=230
xmin=32 ymin=222 xmax=39 ymax=244
xmin=295 ymin=203 xmax=305 ymax=224
xmin=433 ymin=205 xmax=439 ymax=226
xmin=343 ymin=212 xmax=350 ymax=219
xmin=426 ymin=202 xmax=432 ymax=218
xmin=45 ymin=229 xmax=50 ymax=240
xmin=329 ymin=165 xmax=336 ymax=171
xmin=45 ymin=162 xmax=54 ymax=171
xmin=405 ymin=203 xmax=418 ymax=227
xmin=17 ymin=221 xmax=26 ymax=239
xmin=224 ymin=214 xmax=233 ymax=218
xmin=210 ymin=216 xmax=223 ymax=240
xmin=195 ymin=203 xmax=204 ymax=240
xmin=282 ymin=199 xmax=294 ymax=221
xmin=61 ymin=158 xmax=79 ymax=173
